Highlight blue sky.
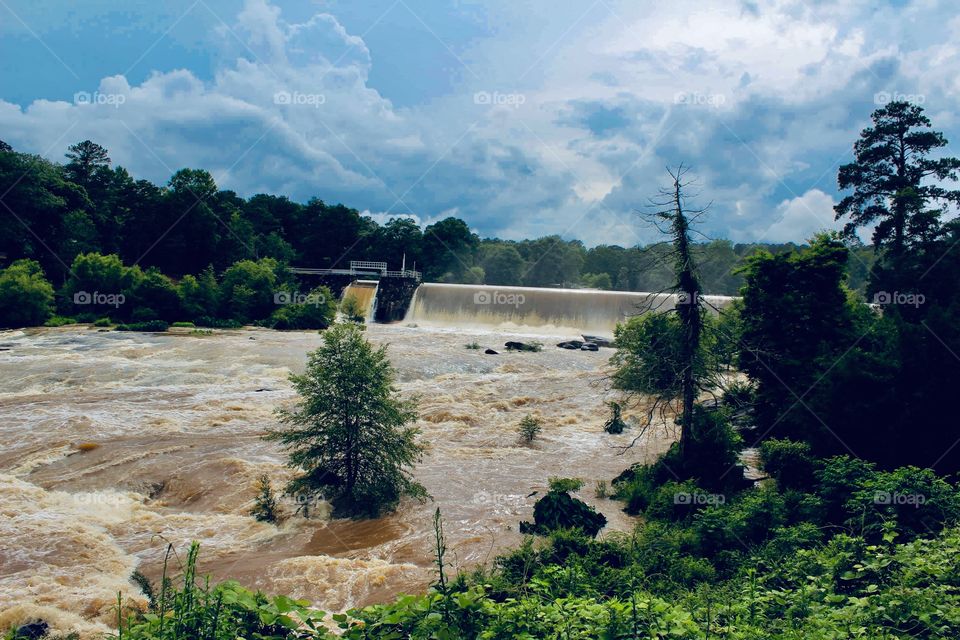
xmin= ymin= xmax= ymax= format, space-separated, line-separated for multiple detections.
xmin=1 ymin=0 xmax=956 ymax=246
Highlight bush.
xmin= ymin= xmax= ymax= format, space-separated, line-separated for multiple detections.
xmin=170 ymin=321 xmax=195 ymax=328
xmin=0 ymin=259 xmax=55 ymax=327
xmin=250 ymin=474 xmax=280 ymax=523
xmin=92 ymin=317 xmax=112 ymax=327
xmin=520 ymin=478 xmax=606 ymax=537
xmin=126 ymin=267 xmax=181 ymax=321
xmin=220 ymin=258 xmax=283 ymax=323
xmin=847 ymin=466 xmax=960 ymax=541
xmin=759 ymin=438 xmax=815 ymax=490
xmin=115 ymin=320 xmax=169 ymax=332
xmin=268 ymin=287 xmax=337 ymax=330
xmin=43 ymin=315 xmax=76 ymax=327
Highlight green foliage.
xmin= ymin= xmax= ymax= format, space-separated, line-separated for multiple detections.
xmin=266 ymin=323 xmax=425 ymax=518
xmin=113 ymin=542 xmax=328 ymax=640
xmin=115 ymin=320 xmax=170 ymax=332
xmin=520 ymin=478 xmax=606 ymax=537
xmin=517 ymin=414 xmax=542 ymax=444
xmin=338 ymin=293 xmax=366 ymax=323
xmin=759 ymin=438 xmax=815 ymax=491
xmin=170 ymin=321 xmax=195 ymax=328
xmin=92 ymin=317 xmax=113 ymax=327
xmin=250 ymin=474 xmax=280 ymax=523
xmin=464 ymin=341 xmax=481 ymax=350
xmin=602 ymin=401 xmax=626 ymax=434
xmin=219 ymin=258 xmax=282 ymax=323
xmin=269 ymin=287 xmax=337 ymax=330
xmin=43 ymin=315 xmax=76 ymax=327
xmin=0 ymin=259 xmax=55 ymax=327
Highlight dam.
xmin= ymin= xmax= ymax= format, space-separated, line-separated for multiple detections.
xmin=403 ymin=283 xmax=735 ymax=335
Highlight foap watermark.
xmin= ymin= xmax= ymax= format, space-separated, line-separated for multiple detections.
xmin=474 ymin=91 xmax=526 ymax=108
xmin=274 ymin=291 xmax=327 ymax=307
xmin=473 ymin=290 xmax=525 ymax=308
xmin=74 ymin=291 xmax=125 ymax=308
xmin=674 ymin=491 xmax=725 ymax=506
xmin=74 ymin=91 xmax=126 ymax=108
xmin=874 ymin=491 xmax=926 ymax=508
xmin=674 ymin=91 xmax=726 ymax=108
xmin=472 ymin=490 xmax=526 ymax=508
xmin=273 ymin=90 xmax=326 ymax=108
xmin=676 ymin=291 xmax=701 ymax=305
xmin=874 ymin=91 xmax=925 ymax=106
xmin=873 ymin=291 xmax=925 ymax=308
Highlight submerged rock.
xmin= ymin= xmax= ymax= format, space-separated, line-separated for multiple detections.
xmin=504 ymin=341 xmax=541 ymax=352
xmin=580 ymin=343 xmax=599 ymax=351
xmin=484 ymin=348 xmax=499 ymax=354
xmin=557 ymin=340 xmax=583 ymax=349
xmin=14 ymin=621 xmax=48 ymax=640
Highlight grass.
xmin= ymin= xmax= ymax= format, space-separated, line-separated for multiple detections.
xmin=465 ymin=341 xmax=481 ymax=350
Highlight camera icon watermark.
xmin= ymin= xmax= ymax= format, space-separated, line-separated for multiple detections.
xmin=273 ymin=90 xmax=325 ymax=108
xmin=872 ymin=291 xmax=925 ymax=308
xmin=74 ymin=91 xmax=126 ymax=108
xmin=674 ymin=91 xmax=726 ymax=108
xmin=676 ymin=291 xmax=700 ymax=305
xmin=274 ymin=291 xmax=326 ymax=307
xmin=474 ymin=91 xmax=526 ymax=108
xmin=73 ymin=290 xmax=125 ymax=308
xmin=874 ymin=91 xmax=925 ymax=106
xmin=874 ymin=491 xmax=926 ymax=508
xmin=674 ymin=491 xmax=725 ymax=506
xmin=473 ymin=290 xmax=525 ymax=308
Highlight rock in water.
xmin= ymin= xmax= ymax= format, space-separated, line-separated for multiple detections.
xmin=580 ymin=343 xmax=599 ymax=351
xmin=14 ymin=622 xmax=49 ymax=640
xmin=582 ymin=334 xmax=614 ymax=348
xmin=556 ymin=340 xmax=583 ymax=350
xmin=484 ymin=348 xmax=499 ymax=354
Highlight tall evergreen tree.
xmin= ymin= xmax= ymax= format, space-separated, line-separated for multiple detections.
xmin=267 ymin=323 xmax=425 ymax=517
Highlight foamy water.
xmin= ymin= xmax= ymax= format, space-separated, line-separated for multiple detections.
xmin=0 ymin=325 xmax=667 ymax=637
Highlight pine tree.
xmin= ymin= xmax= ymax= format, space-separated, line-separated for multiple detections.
xmin=266 ymin=323 xmax=425 ymax=518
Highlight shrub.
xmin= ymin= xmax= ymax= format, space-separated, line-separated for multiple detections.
xmin=759 ymin=438 xmax=815 ymax=490
xmin=518 ymin=415 xmax=542 ymax=444
xmin=0 ymin=259 xmax=55 ymax=328
xmin=465 ymin=341 xmax=481 ymax=350
xmin=43 ymin=315 xmax=76 ymax=327
xmin=848 ymin=466 xmax=960 ymax=541
xmin=115 ymin=320 xmax=169 ymax=332
xmin=92 ymin=317 xmax=113 ymax=327
xmin=126 ymin=267 xmax=181 ymax=321
xmin=603 ymin=401 xmax=627 ymax=434
xmin=170 ymin=321 xmax=195 ymax=328
xmin=268 ymin=287 xmax=337 ymax=330
xmin=520 ymin=478 xmax=606 ymax=537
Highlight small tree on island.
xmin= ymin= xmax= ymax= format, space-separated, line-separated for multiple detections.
xmin=250 ymin=474 xmax=280 ymax=523
xmin=266 ymin=323 xmax=426 ymax=518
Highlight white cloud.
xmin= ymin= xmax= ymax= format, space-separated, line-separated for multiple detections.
xmin=761 ymin=189 xmax=840 ymax=243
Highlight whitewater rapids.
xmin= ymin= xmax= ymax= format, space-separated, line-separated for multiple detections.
xmin=0 ymin=324 xmax=669 ymax=637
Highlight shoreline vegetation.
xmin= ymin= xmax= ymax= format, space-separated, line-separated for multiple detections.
xmin=6 ymin=99 xmax=960 ymax=639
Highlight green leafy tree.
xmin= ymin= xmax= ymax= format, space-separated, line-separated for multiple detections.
xmin=178 ymin=265 xmax=220 ymax=322
xmin=481 ymin=244 xmax=526 ymax=285
xmin=250 ymin=474 xmax=280 ymax=523
xmin=219 ymin=258 xmax=281 ymax=323
xmin=0 ymin=259 xmax=55 ymax=327
xmin=267 ymin=323 xmax=425 ymax=517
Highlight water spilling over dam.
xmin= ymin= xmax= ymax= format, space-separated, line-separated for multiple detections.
xmin=341 ymin=280 xmax=379 ymax=321
xmin=404 ymin=283 xmax=735 ymax=334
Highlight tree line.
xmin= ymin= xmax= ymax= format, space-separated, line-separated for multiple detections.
xmin=0 ymin=137 xmax=873 ymax=309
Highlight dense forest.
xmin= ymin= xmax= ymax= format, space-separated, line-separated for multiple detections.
xmin=0 ymin=136 xmax=873 ymax=306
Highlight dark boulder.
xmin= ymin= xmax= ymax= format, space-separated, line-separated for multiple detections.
xmin=580 ymin=343 xmax=599 ymax=351
xmin=504 ymin=341 xmax=541 ymax=352
xmin=582 ymin=335 xmax=614 ymax=348
xmin=484 ymin=348 xmax=499 ymax=355
xmin=556 ymin=340 xmax=583 ymax=350
xmin=14 ymin=621 xmax=49 ymax=640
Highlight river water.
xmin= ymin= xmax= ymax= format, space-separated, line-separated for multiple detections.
xmin=0 ymin=324 xmax=668 ymax=637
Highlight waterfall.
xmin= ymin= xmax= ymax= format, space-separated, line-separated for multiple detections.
xmin=403 ymin=283 xmax=734 ymax=335
xmin=341 ymin=280 xmax=379 ymax=322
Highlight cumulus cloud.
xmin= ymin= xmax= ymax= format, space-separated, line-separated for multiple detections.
xmin=1 ymin=0 xmax=957 ymax=245
xmin=761 ymin=189 xmax=841 ymax=243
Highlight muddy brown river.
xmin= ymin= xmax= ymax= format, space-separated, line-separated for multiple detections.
xmin=0 ymin=324 xmax=668 ymax=637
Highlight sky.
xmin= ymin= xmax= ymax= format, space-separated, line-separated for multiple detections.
xmin=0 ymin=0 xmax=956 ymax=247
